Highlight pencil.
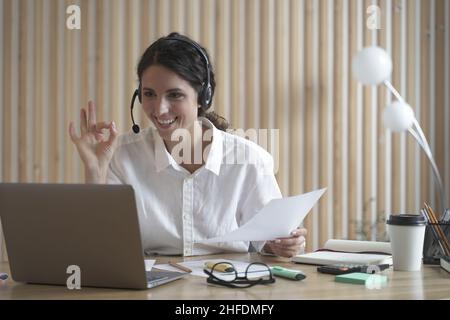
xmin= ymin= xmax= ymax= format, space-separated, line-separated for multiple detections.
xmin=424 ymin=204 xmax=448 ymax=254
xmin=425 ymin=203 xmax=450 ymax=252
xmin=168 ymin=261 xmax=192 ymax=273
xmin=422 ymin=209 xmax=448 ymax=257
xmin=424 ymin=203 xmax=450 ymax=256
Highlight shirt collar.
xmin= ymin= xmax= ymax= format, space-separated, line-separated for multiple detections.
xmin=154 ymin=131 xmax=176 ymax=173
xmin=202 ymin=117 xmax=223 ymax=176
xmin=153 ymin=117 xmax=223 ymax=175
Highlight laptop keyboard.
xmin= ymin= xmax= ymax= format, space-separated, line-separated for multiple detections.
xmin=146 ymin=271 xmax=168 ymax=281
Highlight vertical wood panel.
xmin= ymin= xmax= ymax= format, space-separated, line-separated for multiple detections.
xmin=138 ymin=0 xmax=154 ymax=130
xmin=406 ymin=0 xmax=417 ymax=214
xmin=231 ymin=0 xmax=244 ymax=130
xmin=74 ymin=0 xmax=82 ymax=182
xmin=48 ymin=0 xmax=59 ymax=182
xmin=363 ymin=0 xmax=372 ymax=237
xmin=42 ymin=0 xmax=50 ymax=183
xmin=377 ymin=0 xmax=388 ymax=239
xmin=303 ymin=0 xmax=315 ymax=251
xmin=0 ymin=0 xmax=5 ymax=262
xmin=3 ymin=0 xmax=19 ymax=183
xmin=399 ymin=0 xmax=407 ymax=215
xmin=348 ymin=0 xmax=359 ymax=240
xmin=319 ymin=0 xmax=330 ymax=247
xmin=111 ymin=0 xmax=125 ymax=132
xmin=289 ymin=0 xmax=306 ymax=227
xmin=420 ymin=0 xmax=431 ymax=209
xmin=435 ymin=0 xmax=446 ymax=212
xmin=56 ymin=0 xmax=65 ymax=182
xmin=414 ymin=0 xmax=422 ymax=212
xmin=311 ymin=0 xmax=319 ymax=250
xmin=186 ymin=0 xmax=199 ymax=40
xmin=0 ymin=0 xmax=3 ymax=184
xmin=33 ymin=0 xmax=44 ymax=182
xmin=333 ymin=0 xmax=344 ymax=240
xmin=370 ymin=0 xmax=379 ymax=240
xmin=341 ymin=0 xmax=349 ymax=238
xmin=428 ymin=0 xmax=436 ymax=208
xmin=245 ymin=0 xmax=259 ymax=130
xmin=126 ymin=0 xmax=139 ymax=132
xmin=445 ymin=0 xmax=450 ymax=207
xmin=275 ymin=0 xmax=290 ymax=197
xmin=156 ymin=0 xmax=169 ymax=38
xmin=391 ymin=0 xmax=401 ymax=214
xmin=171 ymin=0 xmax=185 ymax=32
xmin=200 ymin=0 xmax=214 ymax=72
xmin=326 ymin=0 xmax=334 ymax=241
xmin=384 ymin=0 xmax=393 ymax=229
xmin=215 ymin=0 xmax=230 ymax=121
xmin=18 ymin=0 xmax=30 ymax=182
xmin=64 ymin=0 xmax=73 ymax=182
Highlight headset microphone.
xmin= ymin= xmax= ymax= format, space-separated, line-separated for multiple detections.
xmin=130 ymin=89 xmax=140 ymax=134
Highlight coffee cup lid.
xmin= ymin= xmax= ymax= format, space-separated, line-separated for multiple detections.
xmin=386 ymin=214 xmax=426 ymax=226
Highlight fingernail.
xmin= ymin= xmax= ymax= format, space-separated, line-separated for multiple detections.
xmin=274 ymin=239 xmax=281 ymax=244
xmin=112 ymin=121 xmax=116 ymax=128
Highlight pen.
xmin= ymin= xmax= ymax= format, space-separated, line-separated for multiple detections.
xmin=168 ymin=261 xmax=192 ymax=273
xmin=271 ymin=266 xmax=306 ymax=280
xmin=204 ymin=262 xmax=235 ymax=273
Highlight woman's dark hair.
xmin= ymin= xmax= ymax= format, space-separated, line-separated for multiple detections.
xmin=137 ymin=32 xmax=229 ymax=131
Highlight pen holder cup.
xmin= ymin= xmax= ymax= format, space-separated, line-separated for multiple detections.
xmin=423 ymin=212 xmax=450 ymax=265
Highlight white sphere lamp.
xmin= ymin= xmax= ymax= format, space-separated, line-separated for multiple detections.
xmin=352 ymin=46 xmax=448 ymax=216
xmin=382 ymin=101 xmax=415 ymax=132
xmin=352 ymin=46 xmax=393 ymax=85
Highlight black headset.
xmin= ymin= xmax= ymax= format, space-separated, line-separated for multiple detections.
xmin=130 ymin=36 xmax=213 ymax=134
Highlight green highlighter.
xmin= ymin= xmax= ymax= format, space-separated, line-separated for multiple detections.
xmin=271 ymin=266 xmax=306 ymax=281
xmin=335 ymin=272 xmax=388 ymax=286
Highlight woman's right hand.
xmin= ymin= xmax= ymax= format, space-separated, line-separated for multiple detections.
xmin=69 ymin=101 xmax=118 ymax=183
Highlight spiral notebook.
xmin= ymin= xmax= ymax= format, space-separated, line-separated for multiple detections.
xmin=291 ymin=239 xmax=392 ymax=266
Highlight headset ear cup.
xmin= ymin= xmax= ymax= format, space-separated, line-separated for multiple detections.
xmin=201 ymin=84 xmax=213 ymax=109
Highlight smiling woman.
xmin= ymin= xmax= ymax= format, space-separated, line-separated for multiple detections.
xmin=136 ymin=33 xmax=229 ymax=132
xmin=68 ymin=32 xmax=306 ymax=258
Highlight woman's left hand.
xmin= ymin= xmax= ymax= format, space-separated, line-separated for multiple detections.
xmin=263 ymin=228 xmax=307 ymax=258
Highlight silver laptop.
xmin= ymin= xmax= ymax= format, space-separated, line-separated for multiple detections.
xmin=0 ymin=183 xmax=187 ymax=290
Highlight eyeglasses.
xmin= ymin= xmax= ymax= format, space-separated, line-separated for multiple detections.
xmin=203 ymin=261 xmax=275 ymax=288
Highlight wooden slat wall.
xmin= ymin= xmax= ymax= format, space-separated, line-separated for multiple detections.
xmin=1 ymin=0 xmax=449 ymax=261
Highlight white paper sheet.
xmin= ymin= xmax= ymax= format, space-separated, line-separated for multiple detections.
xmin=153 ymin=259 xmax=269 ymax=278
xmin=196 ymin=188 xmax=326 ymax=243
xmin=144 ymin=259 xmax=156 ymax=271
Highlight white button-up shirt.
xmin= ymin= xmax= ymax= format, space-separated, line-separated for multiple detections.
xmin=106 ymin=117 xmax=282 ymax=256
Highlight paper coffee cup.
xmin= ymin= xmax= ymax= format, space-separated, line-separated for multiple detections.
xmin=386 ymin=214 xmax=427 ymax=271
